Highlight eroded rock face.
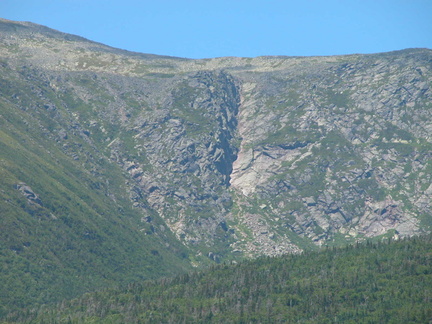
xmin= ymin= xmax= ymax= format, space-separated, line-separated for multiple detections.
xmin=123 ymin=71 xmax=241 ymax=249
xmin=15 ymin=183 xmax=42 ymax=206
xmin=228 ymin=51 xmax=431 ymax=252
xmin=1 ymin=18 xmax=431 ymax=261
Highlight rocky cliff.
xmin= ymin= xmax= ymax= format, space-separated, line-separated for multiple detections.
xmin=1 ymin=18 xmax=431 ymax=274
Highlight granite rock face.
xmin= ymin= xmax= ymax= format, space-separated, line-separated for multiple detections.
xmin=228 ymin=51 xmax=430 ymax=252
xmin=1 ymin=18 xmax=431 ymax=262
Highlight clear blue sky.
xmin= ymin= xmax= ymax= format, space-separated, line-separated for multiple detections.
xmin=1 ymin=0 xmax=431 ymax=59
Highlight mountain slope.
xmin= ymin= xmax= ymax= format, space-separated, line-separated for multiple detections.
xmin=0 ymin=17 xmax=432 ymax=313
xmin=0 ymin=18 xmax=193 ymax=315
xmin=229 ymin=49 xmax=432 ymax=253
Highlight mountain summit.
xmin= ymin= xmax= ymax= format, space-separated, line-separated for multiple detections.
xmin=0 ymin=17 xmax=431 ymax=311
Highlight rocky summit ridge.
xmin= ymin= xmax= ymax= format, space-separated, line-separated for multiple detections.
xmin=1 ymin=17 xmax=431 ymax=272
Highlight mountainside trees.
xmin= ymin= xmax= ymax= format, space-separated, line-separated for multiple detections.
xmin=8 ymin=234 xmax=432 ymax=323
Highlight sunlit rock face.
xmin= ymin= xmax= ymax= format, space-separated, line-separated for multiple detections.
xmin=1 ymin=18 xmax=431 ymax=263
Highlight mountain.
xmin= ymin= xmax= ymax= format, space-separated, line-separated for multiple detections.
xmin=0 ymin=19 xmax=194 ymax=314
xmin=9 ymin=234 xmax=432 ymax=323
xmin=0 ymin=17 xmax=431 ymax=313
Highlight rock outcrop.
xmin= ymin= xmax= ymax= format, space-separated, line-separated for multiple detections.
xmin=1 ymin=18 xmax=431 ymax=263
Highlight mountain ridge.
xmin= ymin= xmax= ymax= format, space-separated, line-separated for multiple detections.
xmin=0 ymin=18 xmax=431 ymax=314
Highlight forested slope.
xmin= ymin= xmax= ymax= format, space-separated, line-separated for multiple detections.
xmin=8 ymin=234 xmax=432 ymax=323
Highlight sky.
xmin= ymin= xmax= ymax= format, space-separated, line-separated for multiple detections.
xmin=1 ymin=0 xmax=431 ymax=59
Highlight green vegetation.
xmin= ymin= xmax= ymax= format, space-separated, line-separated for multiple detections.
xmin=0 ymin=66 xmax=192 ymax=317
xmin=325 ymin=89 xmax=351 ymax=108
xmin=8 ymin=234 xmax=432 ymax=323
